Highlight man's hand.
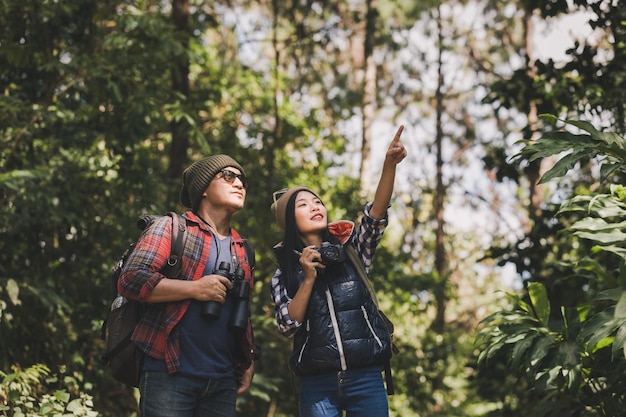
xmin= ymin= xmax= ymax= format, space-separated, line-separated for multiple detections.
xmin=193 ymin=274 xmax=233 ymax=302
xmin=237 ymin=361 xmax=255 ymax=395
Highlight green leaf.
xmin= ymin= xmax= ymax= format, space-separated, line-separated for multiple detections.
xmin=529 ymin=282 xmax=550 ymax=327
xmin=562 ymin=118 xmax=603 ymax=138
xmin=510 ymin=332 xmax=537 ymax=368
xmin=53 ymin=390 xmax=70 ymax=403
xmin=518 ymin=298 xmax=535 ymax=316
xmin=555 ymin=340 xmax=579 ymax=368
xmin=503 ymin=333 xmax=529 ymax=344
xmin=6 ymin=279 xmax=21 ymax=305
xmin=611 ymin=184 xmax=626 ymax=200
xmin=570 ymin=217 xmax=626 ymax=232
xmin=568 ymin=119 xmax=626 ymax=151
xmin=594 ymin=245 xmax=626 ymax=259
xmin=545 ymin=365 xmax=563 ymax=388
xmin=566 ymin=363 xmax=583 ymax=394
xmin=523 ymin=132 xmax=593 ymax=161
xmin=557 ymin=194 xmax=626 ymax=218
xmin=615 ymin=291 xmax=626 ymax=319
xmin=579 ymin=309 xmax=615 ymax=347
xmin=595 ymin=288 xmax=625 ymax=302
xmin=539 ymin=150 xmax=597 ymax=184
xmin=613 ymin=323 xmax=626 ymax=359
xmin=573 ymin=229 xmax=626 ymax=245
xmin=528 ymin=336 xmax=555 ymax=374
xmin=586 ymin=320 xmax=619 ymax=351
xmin=600 ymin=162 xmax=623 ymax=181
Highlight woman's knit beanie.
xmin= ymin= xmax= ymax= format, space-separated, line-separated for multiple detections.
xmin=270 ymin=186 xmax=319 ymax=230
xmin=180 ymin=154 xmax=245 ymax=211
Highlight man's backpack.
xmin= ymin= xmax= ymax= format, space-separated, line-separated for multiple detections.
xmin=100 ymin=212 xmax=187 ymax=387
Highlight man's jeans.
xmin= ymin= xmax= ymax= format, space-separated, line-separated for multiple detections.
xmin=139 ymin=371 xmax=237 ymax=417
xmin=299 ymin=366 xmax=389 ymax=417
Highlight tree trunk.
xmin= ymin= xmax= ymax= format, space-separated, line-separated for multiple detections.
xmin=167 ymin=0 xmax=190 ymax=179
xmin=432 ymin=7 xmax=447 ymax=334
xmin=523 ymin=9 xmax=543 ymax=225
xmin=359 ymin=0 xmax=377 ymax=198
xmin=267 ymin=0 xmax=281 ymax=194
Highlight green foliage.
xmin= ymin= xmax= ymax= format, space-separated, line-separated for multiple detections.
xmin=478 ymin=117 xmax=626 ymax=416
xmin=3 ymin=0 xmax=623 ymax=415
xmin=485 ymin=2 xmax=626 ymax=134
xmin=0 ymin=1 xmax=218 ymax=414
xmin=516 ymin=115 xmax=626 ymax=184
xmin=0 ymin=364 xmax=97 ymax=416
xmin=476 ymin=283 xmax=582 ymax=395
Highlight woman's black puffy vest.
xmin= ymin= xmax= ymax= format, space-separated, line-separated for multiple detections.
xmin=288 ymin=255 xmax=392 ymax=376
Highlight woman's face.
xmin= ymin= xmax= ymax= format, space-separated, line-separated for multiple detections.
xmin=293 ymin=191 xmax=327 ymax=237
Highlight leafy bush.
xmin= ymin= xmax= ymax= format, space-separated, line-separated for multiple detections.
xmin=476 ymin=116 xmax=626 ymax=416
xmin=0 ymin=364 xmax=97 ymax=417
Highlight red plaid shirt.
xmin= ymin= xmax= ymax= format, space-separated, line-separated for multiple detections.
xmin=118 ymin=211 xmax=258 ymax=374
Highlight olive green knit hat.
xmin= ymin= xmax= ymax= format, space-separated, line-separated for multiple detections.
xmin=180 ymin=154 xmax=245 ymax=210
xmin=270 ymin=186 xmax=319 ymax=230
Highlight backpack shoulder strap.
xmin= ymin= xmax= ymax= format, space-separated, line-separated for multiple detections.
xmin=242 ymin=238 xmax=255 ymax=271
xmin=344 ymin=244 xmax=379 ymax=308
xmin=161 ymin=212 xmax=187 ymax=278
xmin=344 ymin=243 xmax=396 ymax=395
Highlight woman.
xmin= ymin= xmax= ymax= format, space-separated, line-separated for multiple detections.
xmin=269 ymin=126 xmax=407 ymax=417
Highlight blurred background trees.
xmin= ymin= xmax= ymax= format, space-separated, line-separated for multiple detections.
xmin=1 ymin=0 xmax=625 ymax=416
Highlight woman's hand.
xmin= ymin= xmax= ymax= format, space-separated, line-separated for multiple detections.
xmin=384 ymin=125 xmax=407 ymax=166
xmin=287 ymin=246 xmax=326 ymax=323
xmin=298 ymin=246 xmax=326 ymax=281
xmin=370 ymin=125 xmax=408 ymax=220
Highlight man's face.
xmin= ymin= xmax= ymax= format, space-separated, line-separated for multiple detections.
xmin=203 ymin=167 xmax=247 ymax=211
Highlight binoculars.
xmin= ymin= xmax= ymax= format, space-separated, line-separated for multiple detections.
xmin=202 ymin=262 xmax=249 ymax=331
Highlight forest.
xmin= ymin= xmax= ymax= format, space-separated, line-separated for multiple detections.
xmin=2 ymin=0 xmax=626 ymax=416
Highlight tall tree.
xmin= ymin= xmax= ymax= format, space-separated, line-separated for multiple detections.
xmin=168 ymin=0 xmax=191 ymax=178
xmin=431 ymin=5 xmax=447 ymax=334
xmin=358 ymin=0 xmax=377 ymax=197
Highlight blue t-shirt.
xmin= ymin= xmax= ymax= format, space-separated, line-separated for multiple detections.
xmin=143 ymin=235 xmax=235 ymax=378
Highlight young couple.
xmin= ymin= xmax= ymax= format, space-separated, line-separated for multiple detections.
xmin=118 ymin=126 xmax=407 ymax=417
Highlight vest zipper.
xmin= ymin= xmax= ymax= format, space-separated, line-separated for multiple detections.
xmin=361 ymin=306 xmax=383 ymax=348
xmin=325 ymin=288 xmax=347 ymax=370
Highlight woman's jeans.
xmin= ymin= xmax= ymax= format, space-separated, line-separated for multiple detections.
xmin=299 ymin=366 xmax=389 ymax=417
xmin=139 ymin=371 xmax=237 ymax=417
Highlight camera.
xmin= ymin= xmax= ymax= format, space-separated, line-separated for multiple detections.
xmin=315 ymin=242 xmax=345 ymax=264
xmin=202 ymin=262 xmax=249 ymax=331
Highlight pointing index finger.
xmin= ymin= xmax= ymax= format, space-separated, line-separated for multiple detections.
xmin=392 ymin=125 xmax=404 ymax=143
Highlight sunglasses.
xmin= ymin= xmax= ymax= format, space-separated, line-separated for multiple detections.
xmin=272 ymin=188 xmax=289 ymax=204
xmin=218 ymin=169 xmax=248 ymax=189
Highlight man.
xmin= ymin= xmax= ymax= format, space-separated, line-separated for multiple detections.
xmin=118 ymin=154 xmax=259 ymax=417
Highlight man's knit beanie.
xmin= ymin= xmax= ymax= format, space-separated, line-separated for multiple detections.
xmin=270 ymin=186 xmax=320 ymax=230
xmin=180 ymin=154 xmax=245 ymax=211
